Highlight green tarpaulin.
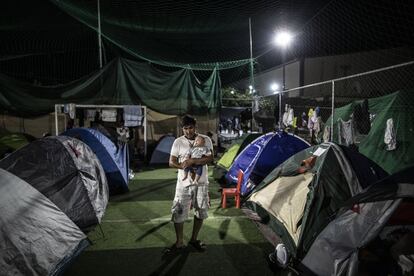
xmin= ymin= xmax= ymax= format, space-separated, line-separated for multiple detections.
xmin=0 ymin=58 xmax=221 ymax=117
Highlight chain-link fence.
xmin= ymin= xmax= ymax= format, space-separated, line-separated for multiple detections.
xmin=254 ymin=60 xmax=414 ymax=173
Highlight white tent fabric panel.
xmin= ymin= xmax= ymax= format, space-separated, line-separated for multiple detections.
xmin=249 ymin=172 xmax=313 ymax=244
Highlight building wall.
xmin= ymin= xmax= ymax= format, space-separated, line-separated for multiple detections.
xmin=303 ymin=47 xmax=414 ymax=100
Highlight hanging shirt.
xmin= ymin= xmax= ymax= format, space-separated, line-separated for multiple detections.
xmin=338 ymin=118 xmax=354 ymax=146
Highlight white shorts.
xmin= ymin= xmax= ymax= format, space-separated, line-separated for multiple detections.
xmin=171 ymin=183 xmax=209 ymax=223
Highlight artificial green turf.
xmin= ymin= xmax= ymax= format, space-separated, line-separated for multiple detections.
xmin=64 ymin=167 xmax=277 ymax=275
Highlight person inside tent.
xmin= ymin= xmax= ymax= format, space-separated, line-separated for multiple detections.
xmin=167 ymin=115 xmax=213 ymax=253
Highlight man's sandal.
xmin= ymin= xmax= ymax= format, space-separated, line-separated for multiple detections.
xmin=163 ymin=244 xmax=186 ymax=255
xmin=188 ymin=240 xmax=207 ymax=252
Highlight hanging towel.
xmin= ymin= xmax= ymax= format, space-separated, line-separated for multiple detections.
xmin=101 ymin=109 xmax=117 ymax=122
xmin=86 ymin=109 xmax=97 ymax=121
xmin=124 ymin=105 xmax=143 ymax=127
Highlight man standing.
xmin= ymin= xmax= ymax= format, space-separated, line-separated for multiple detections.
xmin=167 ymin=115 xmax=213 ymax=252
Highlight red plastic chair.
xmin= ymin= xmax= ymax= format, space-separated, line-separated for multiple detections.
xmin=221 ymin=170 xmax=243 ymax=208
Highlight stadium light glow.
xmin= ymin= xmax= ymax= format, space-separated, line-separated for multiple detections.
xmin=273 ymin=31 xmax=293 ymax=48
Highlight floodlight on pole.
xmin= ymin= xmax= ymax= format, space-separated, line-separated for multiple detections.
xmin=273 ymin=31 xmax=293 ymax=48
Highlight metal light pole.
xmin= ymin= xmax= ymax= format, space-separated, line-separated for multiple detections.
xmin=273 ymin=30 xmax=293 ymax=129
xmin=249 ymin=18 xmax=255 ymax=132
xmin=271 ymin=83 xmax=281 ymax=129
xmin=280 ymin=57 xmax=285 ymax=128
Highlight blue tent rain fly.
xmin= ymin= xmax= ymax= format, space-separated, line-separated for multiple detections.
xmin=226 ymin=131 xmax=310 ymax=196
xmin=149 ymin=135 xmax=175 ymax=165
xmin=62 ymin=128 xmax=129 ymax=195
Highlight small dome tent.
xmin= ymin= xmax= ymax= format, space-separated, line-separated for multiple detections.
xmin=244 ymin=143 xmax=388 ymax=270
xmin=0 ymin=136 xmax=109 ymax=232
xmin=149 ymin=135 xmax=175 ymax=165
xmin=226 ymin=131 xmax=310 ymax=196
xmin=213 ymin=133 xmax=261 ymax=186
xmin=0 ymin=168 xmax=89 ymax=276
xmin=63 ymin=127 xmax=130 ymax=195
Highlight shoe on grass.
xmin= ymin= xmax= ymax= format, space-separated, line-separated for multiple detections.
xmin=188 ymin=240 xmax=206 ymax=252
xmin=163 ymin=244 xmax=186 ymax=255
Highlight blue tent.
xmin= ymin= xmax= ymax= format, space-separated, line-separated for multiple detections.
xmin=226 ymin=131 xmax=310 ymax=196
xmin=149 ymin=135 xmax=175 ymax=165
xmin=62 ymin=128 xmax=129 ymax=194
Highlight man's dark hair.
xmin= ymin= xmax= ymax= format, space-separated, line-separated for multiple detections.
xmin=181 ymin=115 xmax=196 ymax=127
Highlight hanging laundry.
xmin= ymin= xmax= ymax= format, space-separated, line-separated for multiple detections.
xmin=86 ymin=109 xmax=97 ymax=121
xmin=124 ymin=105 xmax=143 ymax=127
xmin=64 ymin=103 xmax=76 ymax=119
xmin=313 ymin=117 xmax=323 ymax=140
xmin=353 ymin=99 xmax=371 ymax=134
xmin=287 ymin=108 xmax=294 ymax=127
xmin=292 ymin=117 xmax=297 ymax=128
xmin=323 ymin=126 xmax=330 ymax=143
xmin=338 ymin=118 xmax=354 ymax=146
xmin=282 ymin=104 xmax=290 ymax=127
xmin=301 ymin=112 xmax=307 ymax=128
xmin=307 ymin=108 xmax=314 ymax=130
xmin=384 ymin=118 xmax=396 ymax=151
xmin=101 ymin=109 xmax=117 ymax=122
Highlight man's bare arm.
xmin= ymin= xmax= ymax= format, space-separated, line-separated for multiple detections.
xmin=182 ymin=151 xmax=213 ymax=168
xmin=169 ymin=155 xmax=182 ymax=169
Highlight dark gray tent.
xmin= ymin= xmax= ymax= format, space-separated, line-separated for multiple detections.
xmin=0 ymin=168 xmax=89 ymax=276
xmin=0 ymin=136 xmax=109 ymax=232
xmin=301 ymin=167 xmax=414 ymax=275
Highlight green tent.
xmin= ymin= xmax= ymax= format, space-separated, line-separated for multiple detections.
xmin=244 ymin=143 xmax=387 ymax=262
xmin=325 ymin=89 xmax=414 ymax=174
xmin=0 ymin=133 xmax=35 ymax=158
xmin=213 ymin=133 xmax=261 ymax=185
xmin=217 ymin=133 xmax=261 ymax=170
